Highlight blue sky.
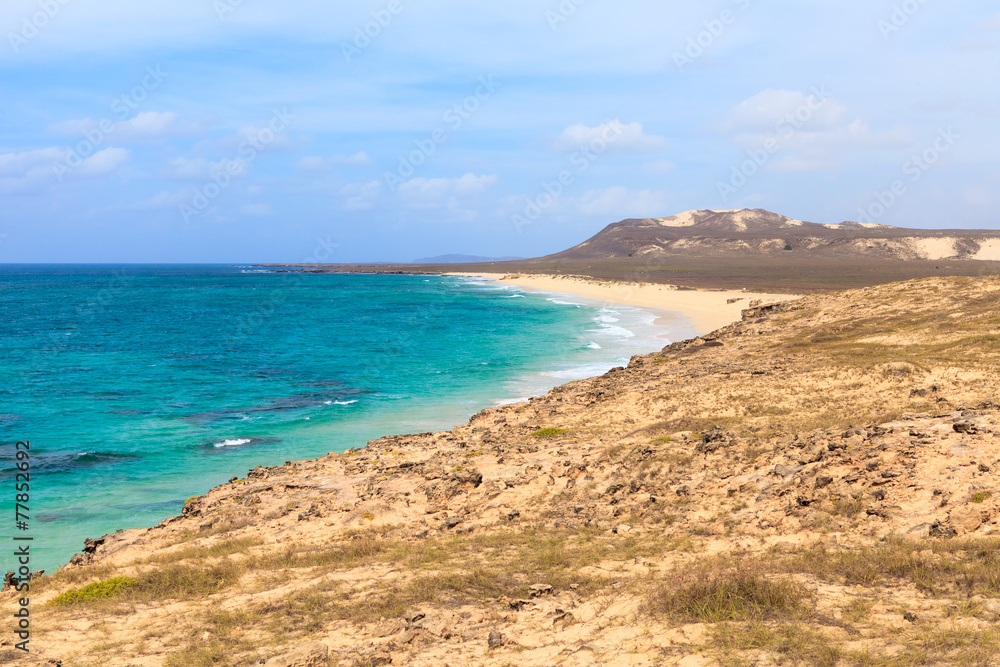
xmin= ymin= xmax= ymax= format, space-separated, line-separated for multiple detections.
xmin=1 ymin=0 xmax=998 ymax=262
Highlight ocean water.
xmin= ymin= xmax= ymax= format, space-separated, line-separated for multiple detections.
xmin=0 ymin=265 xmax=695 ymax=573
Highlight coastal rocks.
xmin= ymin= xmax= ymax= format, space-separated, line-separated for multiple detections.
xmin=424 ymin=467 xmax=483 ymax=503
xmin=263 ymin=641 xmax=329 ymax=667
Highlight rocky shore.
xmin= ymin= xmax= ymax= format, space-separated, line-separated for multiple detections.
xmin=5 ymin=275 xmax=1000 ymax=666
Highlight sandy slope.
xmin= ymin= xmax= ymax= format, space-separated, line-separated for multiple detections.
xmin=448 ymin=272 xmax=800 ymax=335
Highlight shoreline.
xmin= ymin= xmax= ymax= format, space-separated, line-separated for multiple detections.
xmin=447 ymin=272 xmax=802 ymax=335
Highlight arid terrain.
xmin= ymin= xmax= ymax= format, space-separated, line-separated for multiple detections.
xmin=271 ymin=209 xmax=1000 ymax=292
xmin=6 ymin=274 xmax=1000 ymax=666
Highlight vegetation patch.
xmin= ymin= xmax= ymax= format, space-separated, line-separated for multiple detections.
xmin=529 ymin=427 xmax=568 ymax=438
xmin=646 ymin=569 xmax=810 ymax=623
xmin=49 ymin=576 xmax=137 ymax=606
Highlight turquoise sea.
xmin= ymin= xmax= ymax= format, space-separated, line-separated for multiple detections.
xmin=0 ymin=266 xmax=695 ymax=573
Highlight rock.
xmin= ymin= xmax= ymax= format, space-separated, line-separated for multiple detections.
xmin=950 ymin=505 xmax=984 ymax=534
xmin=797 ymin=446 xmax=825 ymax=464
xmin=488 ymin=630 xmax=505 ymax=649
xmin=696 ymin=426 xmax=735 ymax=454
xmin=263 ymin=641 xmax=329 ymax=667
xmin=903 ymin=611 xmax=918 ymax=623
xmin=981 ymin=598 xmax=1000 ymax=618
xmin=905 ymin=523 xmax=932 ymax=539
xmin=529 ymin=583 xmax=553 ymax=597
xmin=419 ymin=614 xmax=453 ymax=638
xmin=954 ymin=421 xmax=979 ymax=434
xmin=552 ymin=609 xmax=576 ymax=629
xmin=929 ymin=521 xmax=957 ymax=538
xmin=372 ymin=618 xmax=406 ymax=637
xmin=773 ymin=464 xmax=805 ymax=478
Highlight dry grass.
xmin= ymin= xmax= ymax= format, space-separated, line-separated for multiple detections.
xmin=646 ymin=567 xmax=812 ymax=623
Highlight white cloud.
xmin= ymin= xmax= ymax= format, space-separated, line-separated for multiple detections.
xmin=0 ymin=147 xmax=65 ymax=177
xmin=108 ymin=190 xmax=188 ymax=211
xmin=722 ymin=89 xmax=849 ymax=134
xmin=295 ymin=151 xmax=372 ymax=172
xmin=0 ymin=146 xmax=129 ymax=192
xmin=642 ymin=160 xmax=676 ymax=174
xmin=48 ymin=112 xmax=179 ymax=143
xmin=722 ymin=89 xmax=914 ymax=173
xmin=553 ymin=120 xmax=667 ymax=153
xmin=119 ymin=111 xmax=177 ymax=139
xmin=165 ymin=156 xmax=247 ymax=181
xmin=571 ymin=186 xmax=672 ymax=218
xmin=0 ymin=147 xmax=66 ymax=192
xmin=395 ymin=173 xmax=498 ymax=220
xmin=398 ymin=173 xmax=498 ymax=204
xmin=77 ymin=147 xmax=130 ymax=176
xmin=240 ymin=203 xmax=274 ymax=217
xmin=331 ymin=151 xmax=372 ymax=167
xmin=339 ymin=180 xmax=381 ymax=210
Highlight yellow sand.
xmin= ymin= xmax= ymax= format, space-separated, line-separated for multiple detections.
xmin=448 ymin=273 xmax=801 ymax=335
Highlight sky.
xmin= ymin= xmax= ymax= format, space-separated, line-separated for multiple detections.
xmin=1 ymin=0 xmax=998 ymax=263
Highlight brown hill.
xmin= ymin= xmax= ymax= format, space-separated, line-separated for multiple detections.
xmin=7 ymin=275 xmax=1000 ymax=666
xmin=552 ymin=209 xmax=1000 ymax=262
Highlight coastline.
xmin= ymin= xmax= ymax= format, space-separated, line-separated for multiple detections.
xmin=446 ymin=272 xmax=802 ymax=335
xmin=28 ymin=275 xmax=1000 ymax=665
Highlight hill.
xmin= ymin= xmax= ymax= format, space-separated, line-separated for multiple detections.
xmin=266 ymin=209 xmax=1000 ymax=291
xmin=553 ymin=209 xmax=1000 ymax=262
xmin=8 ymin=275 xmax=1000 ymax=666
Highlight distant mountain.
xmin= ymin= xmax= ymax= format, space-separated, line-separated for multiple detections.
xmin=550 ymin=208 xmax=1000 ymax=262
xmin=411 ymin=254 xmax=525 ymax=264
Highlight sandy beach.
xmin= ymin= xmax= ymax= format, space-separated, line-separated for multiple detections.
xmin=448 ymin=272 xmax=802 ymax=335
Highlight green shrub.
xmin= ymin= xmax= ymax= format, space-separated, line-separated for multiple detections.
xmin=529 ymin=427 xmax=568 ymax=438
xmin=50 ymin=576 xmax=137 ymax=606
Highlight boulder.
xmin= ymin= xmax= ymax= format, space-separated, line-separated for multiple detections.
xmin=263 ymin=642 xmax=329 ymax=667
xmin=950 ymin=505 xmax=985 ymax=534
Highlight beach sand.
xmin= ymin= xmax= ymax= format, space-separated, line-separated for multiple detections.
xmin=448 ymin=272 xmax=802 ymax=335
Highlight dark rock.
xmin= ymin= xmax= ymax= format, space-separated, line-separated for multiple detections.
xmin=696 ymin=426 xmax=735 ymax=454
xmin=815 ymin=476 xmax=834 ymax=489
xmin=488 ymin=629 xmax=505 ymax=649
xmin=929 ymin=521 xmax=957 ymax=538
xmin=954 ymin=421 xmax=979 ymax=434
